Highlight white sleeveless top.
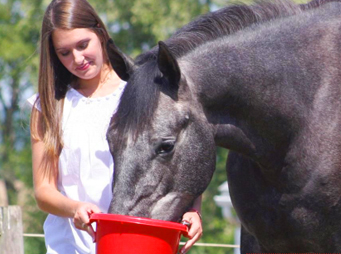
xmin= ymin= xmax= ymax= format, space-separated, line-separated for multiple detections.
xmin=27 ymin=81 xmax=126 ymax=254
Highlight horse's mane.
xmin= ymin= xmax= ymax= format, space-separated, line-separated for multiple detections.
xmin=135 ymin=0 xmax=334 ymax=64
xmin=109 ymin=0 xmax=337 ymax=146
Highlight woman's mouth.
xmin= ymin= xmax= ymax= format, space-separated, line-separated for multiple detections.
xmin=76 ymin=62 xmax=91 ymax=71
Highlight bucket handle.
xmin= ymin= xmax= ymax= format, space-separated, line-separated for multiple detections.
xmin=181 ymin=220 xmax=190 ymax=237
xmin=88 ymin=217 xmax=97 ymax=243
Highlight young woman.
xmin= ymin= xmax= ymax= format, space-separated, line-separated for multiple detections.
xmin=28 ymin=0 xmax=203 ymax=253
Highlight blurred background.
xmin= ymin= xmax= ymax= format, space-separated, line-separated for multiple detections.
xmin=0 ymin=0 xmax=306 ymax=253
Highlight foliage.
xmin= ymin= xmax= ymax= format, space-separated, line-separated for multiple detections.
xmin=90 ymin=0 xmax=210 ymax=57
xmin=0 ymin=1 xmax=46 ymax=253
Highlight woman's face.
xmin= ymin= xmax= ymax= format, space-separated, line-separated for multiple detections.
xmin=52 ymin=28 xmax=105 ymax=81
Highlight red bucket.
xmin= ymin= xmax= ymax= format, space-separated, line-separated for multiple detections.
xmin=89 ymin=213 xmax=188 ymax=254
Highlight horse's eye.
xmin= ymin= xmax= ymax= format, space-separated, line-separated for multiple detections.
xmin=156 ymin=141 xmax=175 ymax=155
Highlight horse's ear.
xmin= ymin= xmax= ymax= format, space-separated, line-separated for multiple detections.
xmin=157 ymin=41 xmax=181 ymax=86
xmin=107 ymin=39 xmax=134 ymax=81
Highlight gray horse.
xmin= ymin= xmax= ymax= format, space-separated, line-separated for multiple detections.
xmin=106 ymin=0 xmax=341 ymax=252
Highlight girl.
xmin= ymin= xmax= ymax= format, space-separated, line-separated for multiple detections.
xmin=28 ymin=0 xmax=202 ymax=253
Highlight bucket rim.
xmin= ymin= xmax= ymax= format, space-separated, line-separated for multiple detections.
xmin=90 ymin=213 xmax=188 ymax=233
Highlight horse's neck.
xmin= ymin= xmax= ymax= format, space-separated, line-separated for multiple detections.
xmin=181 ymin=55 xmax=298 ymax=173
xmin=179 ymin=31 xmax=308 ymax=170
xmin=182 ymin=3 xmax=341 ymax=129
xmin=180 ymin=3 xmax=341 ymax=173
xmin=182 ymin=43 xmax=304 ymax=134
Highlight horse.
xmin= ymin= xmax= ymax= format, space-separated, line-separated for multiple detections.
xmin=106 ymin=0 xmax=341 ymax=252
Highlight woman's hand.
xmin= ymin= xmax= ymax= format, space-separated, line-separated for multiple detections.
xmin=180 ymin=209 xmax=203 ymax=254
xmin=73 ymin=202 xmax=101 ymax=240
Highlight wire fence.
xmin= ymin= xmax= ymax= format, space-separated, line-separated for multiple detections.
xmin=23 ymin=233 xmax=240 ymax=249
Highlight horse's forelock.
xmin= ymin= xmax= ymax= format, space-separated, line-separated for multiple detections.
xmin=110 ymin=61 xmax=161 ymax=149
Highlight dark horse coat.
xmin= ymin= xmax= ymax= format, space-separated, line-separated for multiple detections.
xmin=106 ymin=0 xmax=341 ymax=252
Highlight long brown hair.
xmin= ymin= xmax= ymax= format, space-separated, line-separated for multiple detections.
xmin=31 ymin=0 xmax=111 ymax=174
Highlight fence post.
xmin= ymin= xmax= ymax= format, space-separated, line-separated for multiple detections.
xmin=0 ymin=206 xmax=24 ymax=254
xmin=0 ymin=180 xmax=8 ymax=206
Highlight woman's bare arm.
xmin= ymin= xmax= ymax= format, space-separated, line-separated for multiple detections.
xmin=31 ymin=108 xmax=100 ymax=235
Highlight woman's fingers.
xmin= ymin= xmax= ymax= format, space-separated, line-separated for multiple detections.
xmin=180 ymin=233 xmax=201 ymax=254
xmin=179 ymin=211 xmax=203 ymax=254
xmin=73 ymin=203 xmax=100 ymax=233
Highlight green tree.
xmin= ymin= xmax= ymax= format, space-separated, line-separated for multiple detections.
xmin=0 ymin=0 xmax=46 ymax=253
xmin=92 ymin=0 xmax=210 ymax=56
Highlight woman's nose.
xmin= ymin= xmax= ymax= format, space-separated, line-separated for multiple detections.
xmin=73 ymin=50 xmax=84 ymax=65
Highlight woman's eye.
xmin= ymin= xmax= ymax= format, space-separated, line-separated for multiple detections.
xmin=60 ymin=51 xmax=69 ymax=56
xmin=79 ymin=41 xmax=89 ymax=50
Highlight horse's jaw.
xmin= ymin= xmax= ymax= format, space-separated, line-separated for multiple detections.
xmin=108 ymin=190 xmax=195 ymax=222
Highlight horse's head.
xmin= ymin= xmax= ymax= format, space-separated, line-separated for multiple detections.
xmin=106 ymin=41 xmax=216 ymax=221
